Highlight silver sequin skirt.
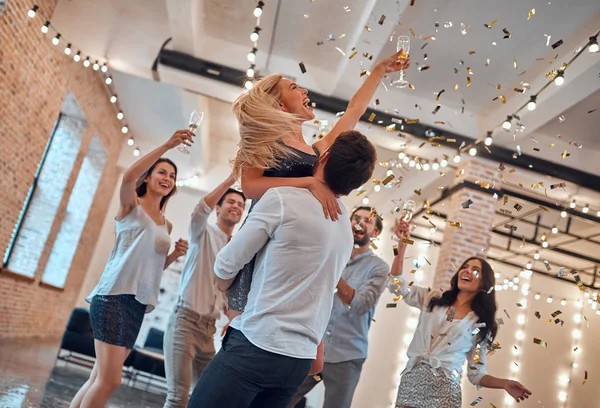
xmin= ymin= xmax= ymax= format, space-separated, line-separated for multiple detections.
xmin=396 ymin=362 xmax=462 ymax=408
xmin=90 ymin=294 xmax=146 ymax=349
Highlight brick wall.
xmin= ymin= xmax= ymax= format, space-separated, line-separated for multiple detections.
xmin=0 ymin=0 xmax=124 ymax=338
xmin=433 ymin=158 xmax=501 ymax=290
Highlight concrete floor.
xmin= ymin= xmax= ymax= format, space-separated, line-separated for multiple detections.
xmin=0 ymin=338 xmax=165 ymax=408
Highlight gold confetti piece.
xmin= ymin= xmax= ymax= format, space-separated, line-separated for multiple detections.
xmin=485 ymin=58 xmax=490 ymax=66
xmin=410 ymin=269 xmax=417 ymax=274
xmin=467 ymin=77 xmax=471 ymax=87
xmin=360 ymin=69 xmax=369 ymax=77
xmin=382 ymin=174 xmax=395 ymax=185
xmin=349 ymin=51 xmax=358 ymax=59
xmin=423 ymin=34 xmax=436 ymax=41
xmin=583 ymin=371 xmax=588 ymax=385
xmin=418 ymin=142 xmax=426 ymax=148
xmin=467 ymin=67 xmax=473 ymax=75
xmin=503 ymin=28 xmax=511 ymax=39
xmin=339 ymin=33 xmax=346 ymax=39
xmin=299 ymin=62 xmax=307 ymax=74
xmin=418 ymin=65 xmax=430 ymax=71
xmin=498 ymin=209 xmax=512 ymax=215
xmin=514 ymin=203 xmax=523 ymax=212
xmin=405 ymin=118 xmax=420 ymax=124
xmin=469 ymin=51 xmax=476 ymax=55
xmin=533 ymin=338 xmax=548 ymax=348
xmin=454 ymin=83 xmax=459 ymax=90
xmin=503 ymin=196 xmax=508 ymax=205
xmin=493 ymin=95 xmax=507 ymax=104
xmin=550 ymin=182 xmax=566 ymax=189
xmin=513 ymin=57 xmax=517 ymax=69
xmin=410 ymin=0 xmax=415 ymax=5
xmin=432 ymin=105 xmax=441 ymax=115
xmin=393 ymin=295 xmax=403 ymax=302
xmin=447 ymin=138 xmax=456 ymax=143
xmin=513 ymin=87 xmax=525 ymax=93
xmin=368 ymin=113 xmax=376 ymax=122
xmin=378 ymin=15 xmax=386 ymax=25
xmin=490 ymin=403 xmax=498 ymax=408
xmin=561 ymin=150 xmax=570 ymax=159
xmin=434 ymin=121 xmax=445 ymax=125
xmin=313 ymin=374 xmax=321 ymax=381
xmin=414 ymin=189 xmax=422 ymax=196
xmin=449 ymin=221 xmax=461 ymax=227
xmin=520 ymin=235 xmax=525 ymax=247
xmin=357 ymin=189 xmax=366 ymax=196
xmin=364 ymin=25 xmax=372 ymax=32
xmin=408 ymin=83 xmax=415 ymax=90
xmin=409 ymin=28 xmax=417 ymax=39
xmin=304 ymin=14 xmax=310 ymax=18
xmin=335 ymin=47 xmax=346 ymax=56
xmin=385 ymin=123 xmax=396 ymax=131
xmin=484 ymin=20 xmax=497 ymax=29
xmin=527 ymin=8 xmax=536 ymax=19
xmin=509 ymin=168 xmax=516 ymax=173
xmin=435 ymin=89 xmax=445 ymax=102
xmin=370 ymin=241 xmax=378 ymax=250
xmin=401 ymin=238 xmax=414 ymax=245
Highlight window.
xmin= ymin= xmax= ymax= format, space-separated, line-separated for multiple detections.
xmin=3 ymin=92 xmax=87 ymax=278
xmin=41 ymin=134 xmax=107 ymax=288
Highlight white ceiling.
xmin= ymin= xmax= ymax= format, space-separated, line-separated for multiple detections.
xmin=50 ymin=0 xmax=600 ymax=194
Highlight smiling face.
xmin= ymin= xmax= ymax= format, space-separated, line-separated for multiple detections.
xmin=216 ymin=192 xmax=245 ymax=226
xmin=457 ymin=258 xmax=484 ymax=293
xmin=276 ymin=78 xmax=315 ymax=121
xmin=144 ymin=161 xmax=176 ymax=197
xmin=351 ymin=208 xmax=381 ymax=247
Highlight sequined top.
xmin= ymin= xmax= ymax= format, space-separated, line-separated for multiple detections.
xmin=227 ymin=144 xmax=320 ymax=311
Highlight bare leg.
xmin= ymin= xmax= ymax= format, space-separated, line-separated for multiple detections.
xmin=79 ymin=340 xmax=129 ymax=408
xmin=70 ymin=361 xmax=99 ymax=408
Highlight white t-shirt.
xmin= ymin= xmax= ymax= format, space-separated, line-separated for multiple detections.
xmin=178 ymin=198 xmax=228 ymax=318
xmin=215 ymin=187 xmax=352 ymax=359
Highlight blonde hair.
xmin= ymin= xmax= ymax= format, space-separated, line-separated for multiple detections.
xmin=232 ymin=74 xmax=301 ymax=178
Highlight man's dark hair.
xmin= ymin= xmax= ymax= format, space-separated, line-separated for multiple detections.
xmin=217 ymin=188 xmax=247 ymax=207
xmin=323 ymin=130 xmax=377 ymax=196
xmin=351 ymin=206 xmax=383 ymax=232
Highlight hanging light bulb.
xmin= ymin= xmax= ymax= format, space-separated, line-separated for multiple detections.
xmin=127 ymin=137 xmax=134 ymax=146
xmin=589 ymin=35 xmax=599 ymax=53
xmin=526 ymin=261 xmax=532 ymax=270
xmin=52 ymin=33 xmax=61 ymax=45
xmin=28 ymin=5 xmax=39 ymax=18
xmin=570 ymin=199 xmax=576 ymax=209
xmin=527 ymin=95 xmax=537 ymax=111
xmin=552 ymin=226 xmax=558 ymax=234
xmin=362 ymin=197 xmax=370 ymax=205
xmin=92 ymin=61 xmax=100 ymax=71
xmin=121 ymin=126 xmax=129 ymax=134
xmin=110 ymin=95 xmax=117 ymax=103
xmin=583 ymin=204 xmax=589 ymax=214
xmin=560 ymin=299 xmax=567 ymax=306
xmin=542 ymin=241 xmax=549 ymax=248
xmin=432 ymin=161 xmax=440 ymax=171
xmin=402 ymin=156 xmax=410 ymax=164
xmin=247 ymin=47 xmax=257 ymax=63
xmin=246 ymin=65 xmax=255 ymax=78
xmin=554 ymin=72 xmax=564 ymax=86
xmin=133 ymin=147 xmax=140 ymax=157
xmin=502 ymin=115 xmax=513 ymax=130
xmin=484 ymin=131 xmax=493 ymax=146
xmin=453 ymin=153 xmax=461 ymax=163
xmin=534 ymin=293 xmax=541 ymax=300
xmin=560 ymin=210 xmax=567 ymax=218
xmin=409 ymin=160 xmax=416 ymax=168
xmin=101 ymin=64 xmax=108 ymax=73
xmin=374 ymin=184 xmax=381 ymax=192
xmin=422 ymin=162 xmax=431 ymax=171
xmin=440 ymin=159 xmax=448 ymax=167
xmin=250 ymin=27 xmax=261 ymax=42
xmin=416 ymin=162 xmax=422 ymax=170
xmin=117 ymin=111 xmax=124 ymax=120
xmin=253 ymin=1 xmax=265 ymax=17
xmin=41 ymin=21 xmax=50 ymax=33
xmin=547 ymin=296 xmax=553 ymax=304
xmin=244 ymin=80 xmax=253 ymax=90
xmin=64 ymin=43 xmax=71 ymax=55
xmin=398 ymin=152 xmax=406 ymax=159
xmin=73 ymin=51 xmax=81 ymax=62
xmin=597 ymin=210 xmax=600 ymax=217
xmin=534 ymin=251 xmax=540 ymax=260
xmin=469 ymin=147 xmax=478 ymax=156
xmin=83 ymin=57 xmax=91 ymax=67
xmin=105 ymin=76 xmax=113 ymax=85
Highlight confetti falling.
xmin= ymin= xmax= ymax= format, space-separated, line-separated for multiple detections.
xmin=484 ymin=19 xmax=497 ymax=29
xmin=551 ymin=39 xmax=564 ymax=49
xmin=378 ymin=14 xmax=386 ymax=25
xmin=533 ymin=338 xmax=548 ymax=348
xmin=527 ymin=8 xmax=536 ymax=20
xmin=470 ymin=397 xmax=483 ymax=406
xmin=335 ymin=47 xmax=346 ymax=56
xmin=503 ymin=28 xmax=511 ymax=39
xmin=299 ymin=62 xmax=307 ymax=74
xmin=462 ymin=199 xmax=474 ymax=209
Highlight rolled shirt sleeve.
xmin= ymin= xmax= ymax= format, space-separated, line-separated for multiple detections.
xmin=467 ymin=342 xmax=488 ymax=386
xmin=214 ymin=189 xmax=283 ymax=280
xmin=189 ymin=198 xmax=213 ymax=242
xmin=349 ymin=262 xmax=389 ymax=315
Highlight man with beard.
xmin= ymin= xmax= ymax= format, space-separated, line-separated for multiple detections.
xmin=288 ymin=206 xmax=389 ymax=408
xmin=163 ymin=174 xmax=246 ymax=408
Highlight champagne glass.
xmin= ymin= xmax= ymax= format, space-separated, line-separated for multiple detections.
xmin=393 ymin=35 xmax=410 ymax=88
xmin=178 ymin=110 xmax=204 ymax=154
xmin=401 ymin=200 xmax=415 ymax=222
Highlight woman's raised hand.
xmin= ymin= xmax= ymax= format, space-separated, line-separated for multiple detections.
xmin=164 ymin=129 xmax=194 ymax=149
xmin=376 ymin=49 xmax=411 ymax=73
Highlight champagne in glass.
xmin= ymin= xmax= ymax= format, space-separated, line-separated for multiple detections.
xmin=393 ymin=35 xmax=410 ymax=88
xmin=401 ymin=200 xmax=415 ymax=222
xmin=178 ymin=110 xmax=204 ymax=154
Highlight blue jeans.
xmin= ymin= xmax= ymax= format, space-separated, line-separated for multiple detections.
xmin=187 ymin=328 xmax=312 ymax=408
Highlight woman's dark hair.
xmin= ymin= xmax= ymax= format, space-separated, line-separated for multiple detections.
xmin=135 ymin=158 xmax=178 ymax=212
xmin=428 ymin=257 xmax=498 ymax=346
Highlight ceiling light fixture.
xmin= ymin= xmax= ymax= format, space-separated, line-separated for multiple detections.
xmin=484 ymin=131 xmax=493 ymax=146
xmin=253 ymin=1 xmax=265 ymax=17
xmin=250 ymin=27 xmax=261 ymax=42
xmin=28 ymin=5 xmax=38 ymax=18
xmin=527 ymin=95 xmax=537 ymax=111
xmin=502 ymin=115 xmax=513 ymax=130
xmin=589 ymin=35 xmax=599 ymax=53
xmin=73 ymin=51 xmax=81 ymax=62
xmin=41 ymin=21 xmax=50 ymax=33
xmin=554 ymin=72 xmax=565 ymax=86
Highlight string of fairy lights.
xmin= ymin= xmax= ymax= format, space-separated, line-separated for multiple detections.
xmin=26 ymin=4 xmax=140 ymax=156
xmin=243 ymin=1 xmax=265 ymax=90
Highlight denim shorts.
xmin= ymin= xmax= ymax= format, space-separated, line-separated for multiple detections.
xmin=90 ymin=294 xmax=146 ymax=349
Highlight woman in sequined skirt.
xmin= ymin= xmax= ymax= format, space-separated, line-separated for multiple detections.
xmin=388 ymin=222 xmax=532 ymax=408
xmin=226 ymin=49 xmax=411 ymax=321
xmin=70 ymin=132 xmax=190 ymax=408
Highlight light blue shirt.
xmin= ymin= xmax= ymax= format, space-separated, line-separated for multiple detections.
xmin=323 ymin=250 xmax=389 ymax=363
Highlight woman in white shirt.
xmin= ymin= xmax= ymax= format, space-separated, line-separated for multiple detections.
xmin=388 ymin=221 xmax=531 ymax=408
xmin=70 ymin=131 xmax=192 ymax=408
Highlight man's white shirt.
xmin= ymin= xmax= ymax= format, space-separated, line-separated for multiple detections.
xmin=215 ymin=187 xmax=352 ymax=359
